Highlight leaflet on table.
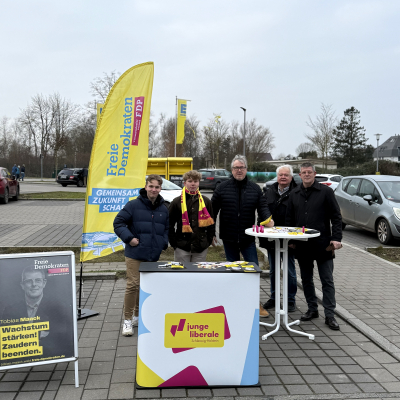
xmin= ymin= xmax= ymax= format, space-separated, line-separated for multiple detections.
xmin=158 ymin=262 xmax=185 ymax=269
xmin=256 ymin=226 xmax=311 ymax=235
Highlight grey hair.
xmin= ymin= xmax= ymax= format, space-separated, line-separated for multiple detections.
xmin=231 ymin=154 xmax=248 ymax=169
xmin=300 ymin=162 xmax=316 ymax=172
xmin=276 ymin=165 xmax=293 ymax=176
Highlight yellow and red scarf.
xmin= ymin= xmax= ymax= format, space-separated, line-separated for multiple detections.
xmin=181 ymin=188 xmax=214 ymax=233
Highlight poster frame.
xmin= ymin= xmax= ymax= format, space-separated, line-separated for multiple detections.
xmin=0 ymin=251 xmax=79 ymax=387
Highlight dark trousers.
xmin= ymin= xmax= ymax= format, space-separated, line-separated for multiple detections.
xmin=223 ymin=241 xmax=258 ymax=266
xmin=298 ymin=257 xmax=336 ymax=318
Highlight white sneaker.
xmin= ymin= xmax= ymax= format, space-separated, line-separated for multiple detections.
xmin=132 ymin=316 xmax=139 ymax=327
xmin=122 ymin=319 xmax=133 ymax=336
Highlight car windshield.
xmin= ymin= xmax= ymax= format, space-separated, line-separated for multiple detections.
xmin=377 ymin=181 xmax=400 ymax=203
xmin=200 ymin=171 xmax=212 ymax=177
xmin=59 ymin=169 xmax=74 ymax=175
xmin=162 ymin=179 xmax=181 ymax=190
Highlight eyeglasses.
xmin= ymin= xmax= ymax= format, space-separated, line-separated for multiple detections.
xmin=23 ymin=278 xmax=45 ymax=286
xmin=232 ymin=167 xmax=247 ymax=171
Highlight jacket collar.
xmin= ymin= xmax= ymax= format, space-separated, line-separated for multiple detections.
xmin=272 ymin=178 xmax=297 ymax=194
xmin=138 ymin=188 xmax=164 ymax=208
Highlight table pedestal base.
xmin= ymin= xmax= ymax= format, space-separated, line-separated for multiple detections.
xmin=260 ymin=238 xmax=315 ymax=341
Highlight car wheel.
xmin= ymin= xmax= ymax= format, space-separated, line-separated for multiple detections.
xmin=342 ymin=223 xmax=346 ymax=230
xmin=77 ymin=180 xmax=84 ymax=187
xmin=12 ymin=186 xmax=19 ymax=201
xmin=377 ymin=219 xmax=393 ymax=245
xmin=62 ymin=184 xmax=68 ymax=187
xmin=0 ymin=188 xmax=9 ymax=204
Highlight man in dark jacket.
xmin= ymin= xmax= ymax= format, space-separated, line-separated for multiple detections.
xmin=212 ymin=154 xmax=273 ymax=318
xmin=169 ymin=170 xmax=215 ymax=262
xmin=114 ymin=174 xmax=169 ymax=336
xmin=260 ymin=165 xmax=297 ymax=313
xmin=286 ymin=162 xmax=342 ymax=330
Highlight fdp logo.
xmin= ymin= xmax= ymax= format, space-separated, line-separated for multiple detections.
xmin=165 ymin=313 xmax=224 ymax=349
xmin=180 ymin=103 xmax=187 ymax=117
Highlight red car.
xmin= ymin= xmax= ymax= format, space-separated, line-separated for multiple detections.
xmin=0 ymin=167 xmax=19 ymax=204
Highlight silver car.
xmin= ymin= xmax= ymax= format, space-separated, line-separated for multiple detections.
xmin=335 ymin=175 xmax=400 ymax=244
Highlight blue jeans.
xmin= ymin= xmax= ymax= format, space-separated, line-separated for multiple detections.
xmin=267 ymin=250 xmax=297 ymax=302
xmin=223 ymin=241 xmax=259 ymax=266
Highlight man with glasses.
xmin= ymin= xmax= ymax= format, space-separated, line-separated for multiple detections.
xmin=2 ymin=267 xmax=49 ymax=322
xmin=286 ymin=162 xmax=342 ymax=330
xmin=212 ymin=154 xmax=274 ymax=318
xmin=0 ymin=266 xmax=67 ymax=356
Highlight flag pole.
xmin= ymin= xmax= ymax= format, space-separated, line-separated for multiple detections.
xmin=174 ymin=96 xmax=177 ymax=157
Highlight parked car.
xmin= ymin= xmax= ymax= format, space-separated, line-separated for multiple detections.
xmin=263 ymin=173 xmax=302 ymax=193
xmin=0 ymin=167 xmax=19 ymax=204
xmin=159 ymin=178 xmax=182 ymax=208
xmin=57 ymin=168 xmax=87 ymax=187
xmin=315 ymin=174 xmax=343 ymax=191
xmin=199 ymin=169 xmax=232 ymax=190
xmin=335 ymin=175 xmax=400 ymax=244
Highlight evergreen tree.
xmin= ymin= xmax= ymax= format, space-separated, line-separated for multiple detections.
xmin=331 ymin=107 xmax=368 ymax=167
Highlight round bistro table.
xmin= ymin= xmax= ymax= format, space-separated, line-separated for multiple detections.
xmin=245 ymin=227 xmax=320 ymax=341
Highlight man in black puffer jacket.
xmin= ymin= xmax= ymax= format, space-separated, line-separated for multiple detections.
xmin=114 ymin=174 xmax=169 ymax=336
xmin=212 ymin=155 xmax=274 ymax=318
xmin=259 ymin=165 xmax=298 ymax=313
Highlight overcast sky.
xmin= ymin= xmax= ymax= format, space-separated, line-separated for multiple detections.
xmin=1 ymin=0 xmax=399 ymax=157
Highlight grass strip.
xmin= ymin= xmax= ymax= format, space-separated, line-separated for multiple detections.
xmin=0 ymin=246 xmax=267 ymax=267
xmin=20 ymin=192 xmax=86 ymax=199
xmin=367 ymin=246 xmax=400 ymax=263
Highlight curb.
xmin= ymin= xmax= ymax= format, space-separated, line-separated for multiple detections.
xmin=20 ymin=198 xmax=85 ymax=201
xmin=77 ymin=272 xmax=117 ymax=280
xmin=258 ymin=242 xmax=400 ymax=362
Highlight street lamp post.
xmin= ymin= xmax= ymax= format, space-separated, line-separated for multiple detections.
xmin=240 ymin=107 xmax=246 ymax=156
xmin=375 ymin=133 xmax=382 ymax=175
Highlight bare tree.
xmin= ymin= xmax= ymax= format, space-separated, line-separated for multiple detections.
xmin=202 ymin=114 xmax=229 ymax=167
xmin=305 ymin=103 xmax=337 ymax=171
xmin=158 ymin=114 xmax=175 ymax=157
xmin=182 ymin=115 xmax=201 ymax=158
xmin=296 ymin=142 xmax=315 ymax=155
xmin=50 ymin=93 xmax=80 ymax=174
xmin=242 ymin=119 xmax=275 ymax=165
xmin=90 ymin=71 xmax=120 ymax=102
xmin=19 ymin=94 xmax=55 ymax=158
xmin=148 ymin=112 xmax=159 ymax=157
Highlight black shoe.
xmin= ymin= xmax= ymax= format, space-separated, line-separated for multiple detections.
xmin=263 ymin=298 xmax=275 ymax=310
xmin=300 ymin=310 xmax=319 ymax=321
xmin=325 ymin=316 xmax=340 ymax=330
xmin=288 ymin=302 xmax=296 ymax=313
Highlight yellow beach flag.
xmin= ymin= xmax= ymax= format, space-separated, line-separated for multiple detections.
xmin=176 ymin=99 xmax=187 ymax=144
xmin=80 ymin=62 xmax=154 ymax=262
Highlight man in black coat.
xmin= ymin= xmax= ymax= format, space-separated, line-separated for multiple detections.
xmin=212 ymin=154 xmax=273 ymax=318
xmin=286 ymin=162 xmax=342 ymax=330
xmin=259 ymin=165 xmax=297 ymax=313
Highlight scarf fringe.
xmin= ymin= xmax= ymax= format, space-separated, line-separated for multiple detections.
xmin=198 ymin=217 xmax=214 ymax=227
xmin=182 ymin=225 xmax=193 ymax=233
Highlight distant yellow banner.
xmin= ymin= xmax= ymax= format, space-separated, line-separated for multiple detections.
xmin=176 ymin=99 xmax=187 ymax=144
xmin=81 ymin=62 xmax=154 ymax=262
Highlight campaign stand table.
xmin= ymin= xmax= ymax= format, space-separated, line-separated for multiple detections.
xmin=245 ymin=227 xmax=320 ymax=341
xmin=136 ymin=262 xmax=261 ymax=389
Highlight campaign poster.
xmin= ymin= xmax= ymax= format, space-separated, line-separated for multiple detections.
xmin=0 ymin=252 xmax=77 ymax=370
